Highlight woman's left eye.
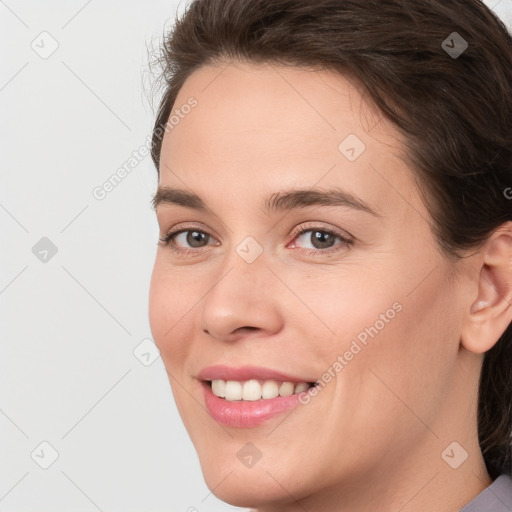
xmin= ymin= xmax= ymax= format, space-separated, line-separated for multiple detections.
xmin=159 ymin=226 xmax=352 ymax=255
xmin=290 ymin=228 xmax=352 ymax=253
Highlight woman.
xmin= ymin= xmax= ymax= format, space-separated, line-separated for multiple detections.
xmin=148 ymin=1 xmax=512 ymax=510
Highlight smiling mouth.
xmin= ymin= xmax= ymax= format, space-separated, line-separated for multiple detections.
xmin=207 ymin=379 xmax=317 ymax=401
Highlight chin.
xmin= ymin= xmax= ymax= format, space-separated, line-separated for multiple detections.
xmin=200 ymin=463 xmax=294 ymax=509
xmin=194 ymin=440 xmax=325 ymax=509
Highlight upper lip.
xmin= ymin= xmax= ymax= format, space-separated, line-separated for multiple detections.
xmin=198 ymin=365 xmax=314 ymax=383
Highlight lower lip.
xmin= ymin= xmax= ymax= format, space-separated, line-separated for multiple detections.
xmin=202 ymin=381 xmax=304 ymax=428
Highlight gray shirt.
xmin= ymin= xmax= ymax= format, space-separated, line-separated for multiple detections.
xmin=460 ymin=474 xmax=512 ymax=511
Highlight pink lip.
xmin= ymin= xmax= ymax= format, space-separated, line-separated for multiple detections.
xmin=197 ymin=365 xmax=313 ymax=428
xmin=201 ymin=381 xmax=304 ymax=428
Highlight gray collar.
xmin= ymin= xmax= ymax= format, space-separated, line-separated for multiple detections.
xmin=460 ymin=474 xmax=512 ymax=511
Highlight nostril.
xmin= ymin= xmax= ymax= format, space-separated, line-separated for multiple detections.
xmin=236 ymin=326 xmax=258 ymax=333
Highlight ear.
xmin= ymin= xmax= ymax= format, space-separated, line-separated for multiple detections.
xmin=461 ymin=222 xmax=512 ymax=354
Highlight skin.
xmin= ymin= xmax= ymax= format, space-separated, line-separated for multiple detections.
xmin=148 ymin=61 xmax=512 ymax=512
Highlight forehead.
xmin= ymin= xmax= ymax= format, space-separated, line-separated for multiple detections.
xmin=158 ymin=61 xmax=423 ymax=220
xmin=168 ymin=61 xmax=385 ymax=154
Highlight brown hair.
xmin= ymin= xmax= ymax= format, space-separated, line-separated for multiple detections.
xmin=150 ymin=0 xmax=512 ymax=479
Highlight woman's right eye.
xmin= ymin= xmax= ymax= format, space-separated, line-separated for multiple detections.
xmin=159 ymin=229 xmax=215 ymax=251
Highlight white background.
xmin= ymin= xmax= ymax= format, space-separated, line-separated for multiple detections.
xmin=1 ymin=1 xmax=511 ymax=511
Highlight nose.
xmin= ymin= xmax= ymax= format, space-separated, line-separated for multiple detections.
xmin=199 ymin=251 xmax=284 ymax=343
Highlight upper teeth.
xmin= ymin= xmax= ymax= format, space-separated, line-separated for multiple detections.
xmin=211 ymin=379 xmax=310 ymax=401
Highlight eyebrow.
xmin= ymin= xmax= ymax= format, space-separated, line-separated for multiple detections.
xmin=151 ymin=186 xmax=381 ymax=217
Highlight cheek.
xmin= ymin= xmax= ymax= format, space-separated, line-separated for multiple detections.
xmin=148 ymin=260 xmax=196 ymax=366
xmin=291 ymin=264 xmax=404 ymax=359
xmin=310 ymin=253 xmax=458 ymax=420
xmin=338 ymin=264 xmax=459 ymax=434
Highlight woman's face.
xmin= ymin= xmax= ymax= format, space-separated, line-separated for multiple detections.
xmin=149 ymin=62 xmax=475 ymax=507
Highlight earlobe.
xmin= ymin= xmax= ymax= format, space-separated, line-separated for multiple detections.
xmin=461 ymin=223 xmax=512 ymax=355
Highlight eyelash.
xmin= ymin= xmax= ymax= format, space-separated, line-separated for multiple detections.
xmin=158 ymin=224 xmax=353 ymax=257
